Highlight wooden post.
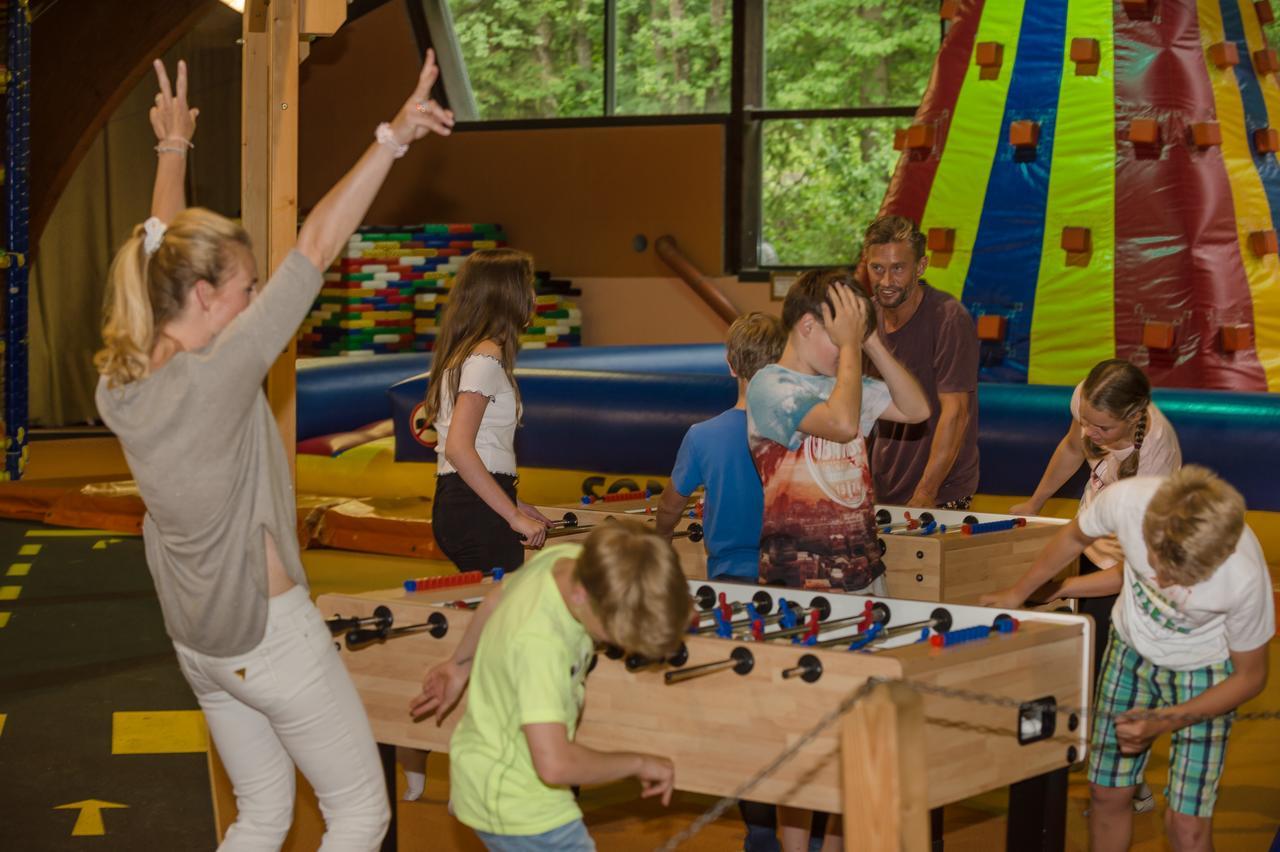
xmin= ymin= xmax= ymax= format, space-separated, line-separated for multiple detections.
xmin=841 ymin=680 xmax=930 ymax=851
xmin=241 ymin=0 xmax=347 ymax=479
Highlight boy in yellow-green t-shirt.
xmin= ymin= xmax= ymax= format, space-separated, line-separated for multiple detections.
xmin=410 ymin=522 xmax=693 ymax=851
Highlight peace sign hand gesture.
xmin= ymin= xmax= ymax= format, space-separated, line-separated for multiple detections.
xmin=149 ymin=59 xmax=199 ymax=146
xmin=388 ymin=49 xmax=455 ymax=145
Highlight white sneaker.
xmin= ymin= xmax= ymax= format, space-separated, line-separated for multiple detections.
xmin=1132 ymin=782 xmax=1155 ymax=814
xmin=402 ymin=770 xmax=426 ymax=802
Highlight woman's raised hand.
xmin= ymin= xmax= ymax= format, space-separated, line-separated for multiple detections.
xmin=149 ymin=59 xmax=199 ymax=146
xmin=389 ymin=49 xmax=455 ymax=145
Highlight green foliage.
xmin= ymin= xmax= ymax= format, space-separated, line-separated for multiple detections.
xmin=448 ymin=0 xmax=939 ymax=265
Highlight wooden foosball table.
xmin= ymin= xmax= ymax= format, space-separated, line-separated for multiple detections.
xmin=318 ymin=575 xmax=1093 ymax=850
xmin=534 ymin=500 xmax=1078 ymax=605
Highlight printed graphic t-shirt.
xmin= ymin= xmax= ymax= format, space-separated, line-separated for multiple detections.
xmin=746 ymin=365 xmax=891 ymax=591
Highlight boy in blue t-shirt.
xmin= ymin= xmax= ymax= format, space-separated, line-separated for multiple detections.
xmin=655 ymin=312 xmax=785 ymax=578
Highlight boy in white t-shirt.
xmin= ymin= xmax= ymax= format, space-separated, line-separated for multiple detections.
xmin=985 ymin=467 xmax=1273 ymax=852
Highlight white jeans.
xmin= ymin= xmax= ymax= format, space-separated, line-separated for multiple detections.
xmin=174 ymin=586 xmax=390 ymax=851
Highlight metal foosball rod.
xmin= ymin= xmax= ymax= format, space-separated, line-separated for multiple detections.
xmin=696 ymin=595 xmax=831 ymax=637
xmin=326 ymin=605 xmax=392 ymax=636
xmin=808 ymin=607 xmax=953 ymax=649
xmin=345 ymin=611 xmax=450 ymax=650
xmin=663 ymin=646 xmax=754 ymax=684
xmin=544 ymin=518 xmax=703 ymax=542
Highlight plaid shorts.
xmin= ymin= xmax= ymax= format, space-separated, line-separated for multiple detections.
xmin=1088 ymin=630 xmax=1234 ymax=817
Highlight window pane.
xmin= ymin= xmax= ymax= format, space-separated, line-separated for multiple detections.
xmin=614 ymin=0 xmax=732 ymax=115
xmin=449 ymin=0 xmax=604 ymax=119
xmin=760 ymin=117 xmax=900 ymax=266
xmin=764 ymin=0 xmax=938 ymax=109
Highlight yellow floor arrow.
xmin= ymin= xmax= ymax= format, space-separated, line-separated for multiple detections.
xmin=54 ymin=799 xmax=128 ymax=836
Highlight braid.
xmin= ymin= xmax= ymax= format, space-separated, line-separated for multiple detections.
xmin=1118 ymin=409 xmax=1147 ymax=480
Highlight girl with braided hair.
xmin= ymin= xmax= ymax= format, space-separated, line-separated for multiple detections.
xmin=989 ymin=358 xmax=1181 ymax=814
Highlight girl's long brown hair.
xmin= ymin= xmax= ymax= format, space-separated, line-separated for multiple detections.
xmin=1081 ymin=358 xmax=1151 ymax=480
xmin=421 ymin=248 xmax=535 ymax=426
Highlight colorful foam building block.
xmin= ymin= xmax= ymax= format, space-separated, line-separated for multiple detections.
xmin=893 ymin=127 xmax=908 ymax=151
xmin=939 ymin=0 xmax=959 ymax=20
xmin=927 ymin=227 xmax=956 ymax=253
xmin=1142 ymin=320 xmax=1177 ymax=350
xmin=1122 ymin=0 xmax=1154 ymax=17
xmin=1258 ymin=1 xmax=1276 ymax=25
xmin=1254 ymin=49 xmax=1280 ymax=75
xmin=300 ymin=224 xmax=582 ymax=356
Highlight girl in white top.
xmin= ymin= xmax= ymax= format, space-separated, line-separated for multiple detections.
xmin=423 ymin=248 xmax=552 ymax=567
xmin=1011 ymin=359 xmax=1182 ymax=568
xmin=402 ymin=250 xmax=553 ymax=802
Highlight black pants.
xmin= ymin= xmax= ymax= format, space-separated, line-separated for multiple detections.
xmin=1077 ymin=552 xmax=1117 ymax=678
xmin=432 ymin=472 xmax=525 ymax=573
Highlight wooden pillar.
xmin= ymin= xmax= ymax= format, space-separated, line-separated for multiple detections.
xmin=841 ymin=680 xmax=930 ymax=851
xmin=241 ymin=0 xmax=344 ymax=478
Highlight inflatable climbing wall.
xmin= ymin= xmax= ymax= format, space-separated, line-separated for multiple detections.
xmin=881 ymin=0 xmax=1280 ymax=392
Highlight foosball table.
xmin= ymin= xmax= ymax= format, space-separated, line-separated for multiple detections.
xmin=535 ymin=497 xmax=1078 ymax=605
xmin=318 ymin=575 xmax=1093 ymax=850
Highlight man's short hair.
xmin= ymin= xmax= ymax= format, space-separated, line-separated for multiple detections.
xmin=576 ymin=522 xmax=692 ymax=660
xmin=727 ymin=312 xmax=785 ymax=380
xmin=862 ymin=215 xmax=927 ymax=262
xmin=1142 ymin=466 xmax=1246 ymax=586
xmin=780 ymin=268 xmax=875 ymax=338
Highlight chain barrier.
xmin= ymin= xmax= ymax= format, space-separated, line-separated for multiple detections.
xmin=657 ymin=674 xmax=1280 ymax=849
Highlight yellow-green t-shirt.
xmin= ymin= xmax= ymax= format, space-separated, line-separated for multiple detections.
xmin=449 ymin=544 xmax=596 ymax=836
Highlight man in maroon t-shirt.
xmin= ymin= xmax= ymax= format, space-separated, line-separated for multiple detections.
xmin=861 ymin=215 xmax=980 ymax=508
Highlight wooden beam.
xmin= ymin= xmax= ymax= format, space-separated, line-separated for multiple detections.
xmin=841 ymin=680 xmax=930 ymax=851
xmin=242 ymin=0 xmax=301 ymax=478
xmin=300 ymin=0 xmax=348 ymax=36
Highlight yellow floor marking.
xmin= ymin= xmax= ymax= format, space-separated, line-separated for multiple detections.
xmin=0 ymin=612 xmax=9 ymax=628
xmin=0 ymin=586 xmax=20 ymax=600
xmin=24 ymin=529 xmax=137 ymax=538
xmin=111 ymin=710 xmax=208 ymax=754
xmin=18 ymin=544 xmax=41 ymax=556
xmin=0 ymin=714 xmax=6 ymax=737
xmin=92 ymin=540 xmax=107 ymax=550
xmin=54 ymin=800 xmax=128 ymax=836
xmin=7 ymin=562 xmax=30 ymax=576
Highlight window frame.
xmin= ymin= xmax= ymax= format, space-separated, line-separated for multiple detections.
xmin=409 ymin=0 xmax=943 ymax=276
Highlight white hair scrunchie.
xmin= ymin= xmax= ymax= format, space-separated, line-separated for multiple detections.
xmin=142 ymin=216 xmax=168 ymax=257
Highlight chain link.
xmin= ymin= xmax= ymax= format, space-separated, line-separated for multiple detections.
xmin=656 ymin=677 xmax=882 ymax=851
xmin=895 ymin=678 xmax=1280 ymax=724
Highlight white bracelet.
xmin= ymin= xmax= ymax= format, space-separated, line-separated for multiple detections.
xmin=375 ymin=122 xmax=408 ymax=158
xmin=154 ymin=145 xmax=188 ymax=156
